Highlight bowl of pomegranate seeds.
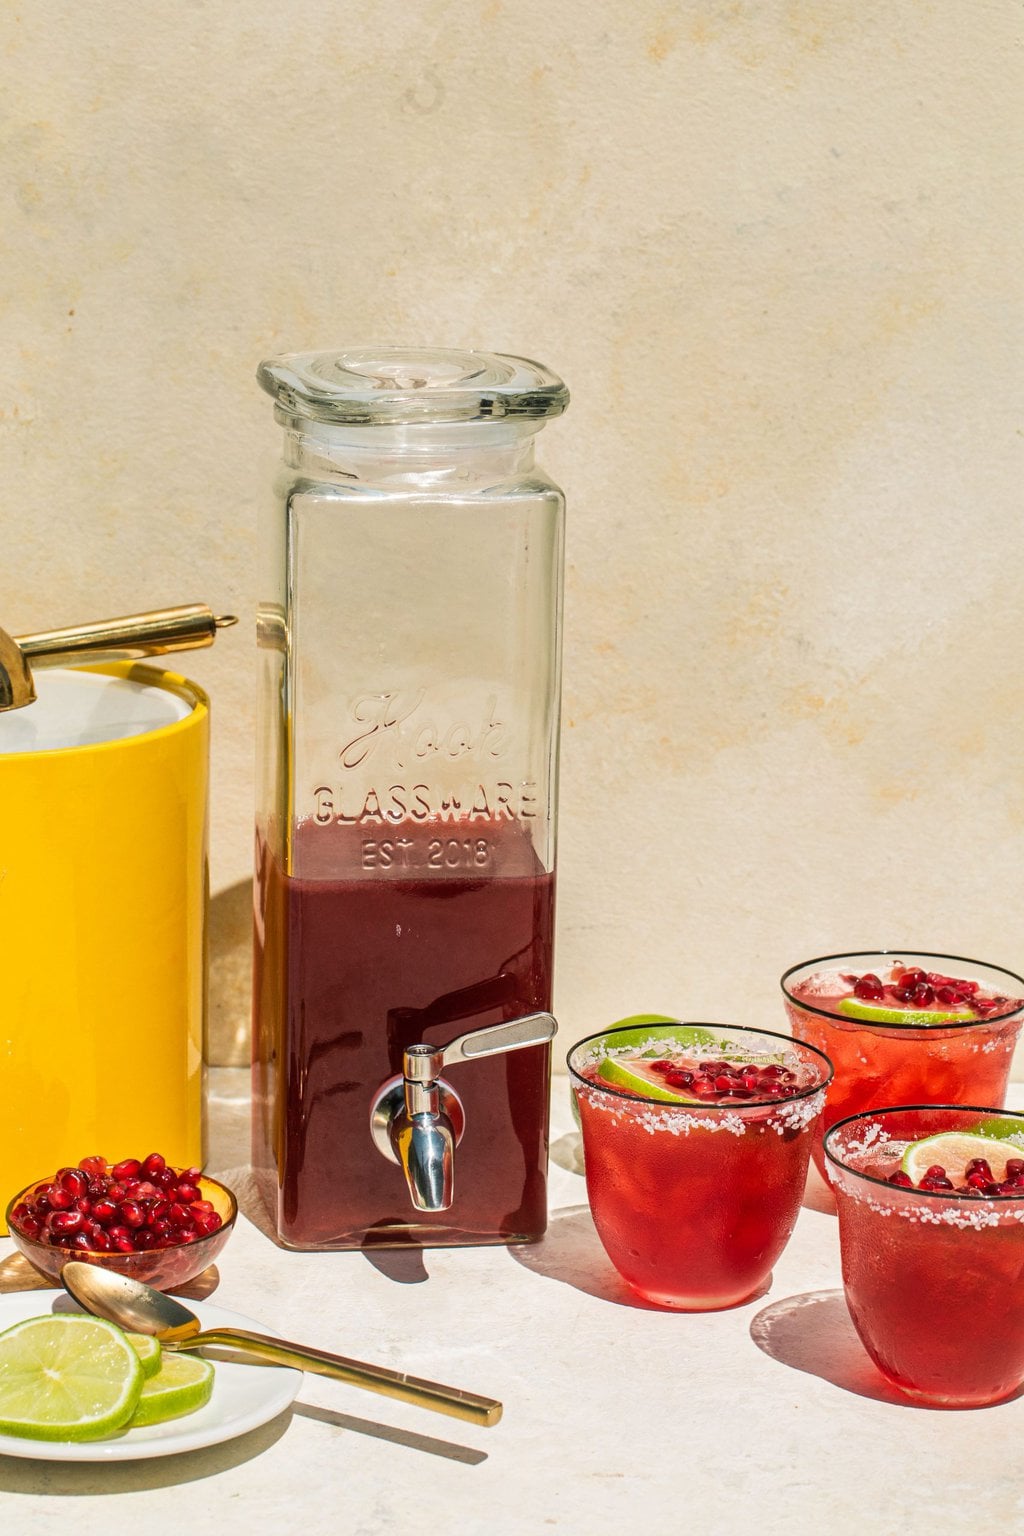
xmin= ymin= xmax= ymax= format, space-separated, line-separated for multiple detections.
xmin=4 ymin=1153 xmax=237 ymax=1290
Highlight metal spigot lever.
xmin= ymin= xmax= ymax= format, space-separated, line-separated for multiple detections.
xmin=369 ymin=1012 xmax=557 ymax=1213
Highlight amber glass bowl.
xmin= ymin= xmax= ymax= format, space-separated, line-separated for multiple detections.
xmin=5 ymin=1171 xmax=237 ymax=1291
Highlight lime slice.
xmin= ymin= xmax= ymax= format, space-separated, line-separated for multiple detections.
xmin=597 ymin=1057 xmax=698 ymax=1103
xmin=0 ymin=1314 xmax=143 ymax=1441
xmin=901 ymin=1132 xmax=1020 ymax=1184
xmin=975 ymin=1116 xmax=1024 ymax=1145
xmin=837 ymin=997 xmax=976 ymax=1027
xmin=126 ymin=1333 xmax=162 ymax=1380
xmin=128 ymin=1352 xmax=214 ymax=1428
xmin=602 ymin=1016 xmax=720 ymax=1052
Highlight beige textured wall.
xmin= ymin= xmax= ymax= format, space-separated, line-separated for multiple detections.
xmin=2 ymin=3 xmax=1022 ymax=1064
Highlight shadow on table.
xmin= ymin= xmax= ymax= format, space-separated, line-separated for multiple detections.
xmin=750 ymin=1289 xmax=914 ymax=1405
xmin=0 ymin=1252 xmax=223 ymax=1303
xmin=508 ymin=1202 xmax=668 ymax=1309
xmin=0 ymin=1409 xmax=292 ymax=1495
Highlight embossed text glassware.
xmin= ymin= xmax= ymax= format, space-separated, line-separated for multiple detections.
xmin=825 ymin=1104 xmax=1024 ymax=1406
xmin=567 ymin=1022 xmax=831 ymax=1310
xmin=253 ymin=348 xmax=568 ymax=1249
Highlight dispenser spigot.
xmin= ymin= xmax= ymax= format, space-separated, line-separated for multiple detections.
xmin=369 ymin=1013 xmax=557 ymax=1212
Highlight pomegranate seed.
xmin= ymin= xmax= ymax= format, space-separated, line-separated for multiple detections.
xmin=921 ymin=1174 xmax=954 ymax=1191
xmin=1006 ymin=1160 xmax=1024 ymax=1179
xmin=58 ymin=1168 xmax=89 ymax=1199
xmin=965 ymin=1158 xmax=993 ymax=1180
xmin=112 ymin=1159 xmax=141 ymax=1182
xmin=649 ymin=1060 xmax=675 ymax=1074
xmin=77 ymin=1156 xmax=107 ymax=1178
xmin=48 ymin=1210 xmax=84 ymax=1236
xmin=887 ymin=1171 xmax=914 ymax=1187
xmin=175 ymin=1182 xmax=200 ymax=1203
xmin=912 ymin=982 xmax=935 ymax=1005
xmin=713 ymin=1075 xmax=735 ymax=1093
xmin=853 ymin=974 xmax=885 ymax=1001
xmin=925 ymin=1165 xmax=948 ymax=1180
xmin=111 ymin=1234 xmax=136 ymax=1253
xmin=17 ymin=1215 xmax=41 ymax=1239
xmin=47 ymin=1186 xmax=73 ymax=1210
xmin=142 ymin=1153 xmax=166 ymax=1178
xmin=117 ymin=1200 xmax=145 ymax=1228
xmin=91 ymin=1198 xmax=117 ymax=1225
xmin=664 ymin=1070 xmax=694 ymax=1089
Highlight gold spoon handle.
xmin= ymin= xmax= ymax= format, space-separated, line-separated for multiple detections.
xmin=177 ymin=1327 xmax=502 ymax=1427
xmin=15 ymin=604 xmax=238 ymax=666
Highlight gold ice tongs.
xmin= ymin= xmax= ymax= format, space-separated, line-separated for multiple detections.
xmin=0 ymin=604 xmax=238 ymax=712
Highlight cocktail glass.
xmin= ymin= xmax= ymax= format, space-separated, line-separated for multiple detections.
xmin=567 ymin=1022 xmax=831 ymax=1310
xmin=825 ymin=1104 xmax=1024 ymax=1407
xmin=781 ymin=950 xmax=1024 ymax=1177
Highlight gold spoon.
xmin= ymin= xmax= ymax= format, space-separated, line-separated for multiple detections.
xmin=61 ymin=1262 xmax=501 ymax=1427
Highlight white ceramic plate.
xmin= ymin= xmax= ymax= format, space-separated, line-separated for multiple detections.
xmin=0 ymin=1290 xmax=302 ymax=1462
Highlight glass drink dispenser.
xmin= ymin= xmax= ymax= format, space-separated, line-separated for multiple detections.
xmin=252 ymin=349 xmax=569 ymax=1249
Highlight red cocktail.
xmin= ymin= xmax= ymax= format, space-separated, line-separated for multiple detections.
xmin=781 ymin=951 xmax=1024 ymax=1176
xmin=567 ymin=1021 xmax=831 ymax=1310
xmin=825 ymin=1104 xmax=1024 ymax=1406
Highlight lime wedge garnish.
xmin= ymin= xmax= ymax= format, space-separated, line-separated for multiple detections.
xmin=902 ymin=1131 xmax=1019 ymax=1184
xmin=597 ymin=1056 xmax=698 ymax=1103
xmin=599 ymin=1017 xmax=721 ymax=1053
xmin=0 ymin=1314 xmax=143 ymax=1441
xmin=974 ymin=1116 xmax=1024 ymax=1144
xmin=837 ymin=997 xmax=976 ymax=1027
xmin=126 ymin=1333 xmax=162 ymax=1380
xmin=128 ymin=1353 xmax=214 ymax=1428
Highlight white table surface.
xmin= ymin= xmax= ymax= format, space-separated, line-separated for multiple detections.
xmin=1 ymin=1068 xmax=1021 ymax=1535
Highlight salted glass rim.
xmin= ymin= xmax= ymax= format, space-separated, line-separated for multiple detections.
xmin=823 ymin=1103 xmax=1024 ymax=1200
xmin=779 ymin=949 xmax=1024 ymax=1030
xmin=566 ymin=1021 xmax=832 ymax=1111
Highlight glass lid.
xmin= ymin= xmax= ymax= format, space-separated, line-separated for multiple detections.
xmin=256 ymin=347 xmax=569 ymax=426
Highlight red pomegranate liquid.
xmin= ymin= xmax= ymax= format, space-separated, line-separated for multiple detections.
xmin=573 ymin=1052 xmax=824 ymax=1310
xmin=252 ymin=820 xmax=554 ymax=1248
xmin=832 ymin=1144 xmax=1024 ymax=1405
xmin=784 ymin=963 xmax=1023 ymax=1177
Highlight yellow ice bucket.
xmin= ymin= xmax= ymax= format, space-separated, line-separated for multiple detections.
xmin=0 ymin=661 xmax=208 ymax=1229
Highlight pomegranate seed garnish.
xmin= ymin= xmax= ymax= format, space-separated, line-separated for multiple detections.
xmin=853 ymin=974 xmax=885 ymax=1001
xmin=1006 ymin=1159 xmax=1024 ymax=1179
xmin=887 ymin=1171 xmax=914 ymax=1187
xmin=925 ymin=1164 xmax=948 ymax=1179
